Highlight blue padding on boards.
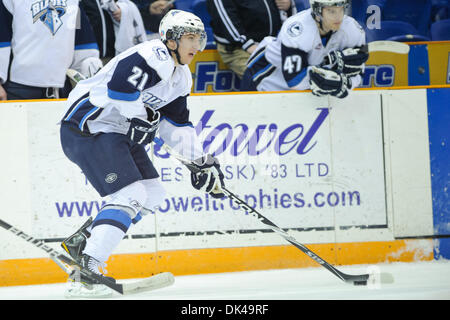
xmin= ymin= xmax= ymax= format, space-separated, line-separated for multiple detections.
xmin=434 ymin=238 xmax=450 ymax=260
xmin=427 ymin=88 xmax=450 ymax=259
xmin=408 ymin=44 xmax=430 ymax=86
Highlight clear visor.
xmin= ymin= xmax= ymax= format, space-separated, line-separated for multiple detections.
xmin=170 ymin=25 xmax=207 ymax=51
xmin=180 ymin=28 xmax=207 ymax=51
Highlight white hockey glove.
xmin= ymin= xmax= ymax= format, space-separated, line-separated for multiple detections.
xmin=188 ymin=154 xmax=225 ymax=199
xmin=309 ymin=66 xmax=351 ymax=99
xmin=322 ymin=45 xmax=369 ymax=77
xmin=80 ymin=57 xmax=103 ymax=78
xmin=126 ymin=109 xmax=160 ymax=145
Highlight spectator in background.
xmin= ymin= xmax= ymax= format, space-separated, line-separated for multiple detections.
xmin=80 ymin=0 xmax=147 ymax=63
xmin=0 ymin=0 xmax=102 ymax=100
xmin=132 ymin=0 xmax=175 ymax=39
xmin=206 ymin=0 xmax=297 ymax=79
xmin=80 ymin=0 xmax=117 ymax=63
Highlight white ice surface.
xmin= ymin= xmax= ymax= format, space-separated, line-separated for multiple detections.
xmin=0 ymin=260 xmax=449 ymax=300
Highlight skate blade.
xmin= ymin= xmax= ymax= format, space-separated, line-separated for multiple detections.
xmin=64 ymin=282 xmax=113 ymax=299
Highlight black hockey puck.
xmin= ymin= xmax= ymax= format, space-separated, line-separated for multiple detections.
xmin=353 ymin=280 xmax=367 ymax=286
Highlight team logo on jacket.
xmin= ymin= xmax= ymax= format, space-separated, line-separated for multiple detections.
xmin=31 ymin=0 xmax=67 ymax=35
xmin=142 ymin=92 xmax=165 ymax=110
xmin=153 ymin=47 xmax=169 ymax=61
xmin=287 ymin=21 xmax=303 ymax=37
xmin=105 ymin=173 xmax=118 ymax=184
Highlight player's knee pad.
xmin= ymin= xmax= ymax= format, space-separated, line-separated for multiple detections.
xmin=141 ymin=178 xmax=166 ymax=214
xmin=103 ymin=179 xmax=166 ymax=220
xmin=104 ymin=180 xmax=149 ymax=219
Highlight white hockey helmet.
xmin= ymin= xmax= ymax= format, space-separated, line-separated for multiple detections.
xmin=159 ymin=10 xmax=207 ymax=51
xmin=309 ymin=0 xmax=348 ymax=18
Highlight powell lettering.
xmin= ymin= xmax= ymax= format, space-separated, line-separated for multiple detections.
xmin=191 ymin=108 xmax=329 ymax=157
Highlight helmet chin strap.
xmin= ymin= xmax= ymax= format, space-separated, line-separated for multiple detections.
xmin=311 ymin=9 xmax=324 ymax=32
xmin=318 ymin=17 xmax=325 ymax=33
xmin=312 ymin=10 xmax=331 ymax=36
xmin=165 ymin=40 xmax=184 ymax=66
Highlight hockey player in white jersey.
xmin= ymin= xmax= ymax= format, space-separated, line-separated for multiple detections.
xmin=59 ymin=10 xmax=226 ymax=297
xmin=0 ymin=0 xmax=103 ymax=100
xmin=240 ymin=0 xmax=369 ymax=99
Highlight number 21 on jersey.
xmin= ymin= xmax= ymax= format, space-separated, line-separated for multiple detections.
xmin=127 ymin=66 xmax=148 ymax=91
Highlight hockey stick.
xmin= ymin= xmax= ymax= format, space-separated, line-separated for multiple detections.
xmin=153 ymin=137 xmax=394 ymax=286
xmin=0 ymin=218 xmax=174 ymax=295
xmin=367 ymin=40 xmax=410 ymax=54
xmin=66 ymin=69 xmax=86 ymax=87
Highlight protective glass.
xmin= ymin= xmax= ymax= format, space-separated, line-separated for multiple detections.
xmin=179 ymin=30 xmax=207 ymax=52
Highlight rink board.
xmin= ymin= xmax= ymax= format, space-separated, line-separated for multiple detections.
xmin=0 ymin=87 xmax=446 ymax=286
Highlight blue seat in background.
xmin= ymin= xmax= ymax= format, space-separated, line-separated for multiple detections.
xmin=203 ymin=28 xmax=216 ymax=49
xmin=381 ymin=0 xmax=432 ymax=36
xmin=365 ymin=20 xmax=431 ymax=42
xmin=191 ymin=0 xmax=210 ymax=26
xmin=350 ymin=0 xmax=368 ymax=23
xmin=191 ymin=0 xmax=216 ymax=49
xmin=295 ymin=0 xmax=310 ymax=11
xmin=175 ymin=0 xmax=193 ymax=12
xmin=432 ymin=0 xmax=450 ymax=6
xmin=430 ymin=18 xmax=450 ymax=40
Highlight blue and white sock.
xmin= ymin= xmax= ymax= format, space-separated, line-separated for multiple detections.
xmin=83 ymin=208 xmax=132 ymax=263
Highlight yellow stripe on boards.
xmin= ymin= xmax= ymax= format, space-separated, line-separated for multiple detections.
xmin=0 ymin=239 xmax=433 ymax=287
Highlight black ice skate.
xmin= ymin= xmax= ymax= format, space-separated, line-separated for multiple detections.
xmin=61 ymin=217 xmax=93 ymax=263
xmin=74 ymin=254 xmax=113 ymax=284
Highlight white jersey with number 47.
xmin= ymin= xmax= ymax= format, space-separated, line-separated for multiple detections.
xmin=249 ymin=8 xmax=366 ymax=91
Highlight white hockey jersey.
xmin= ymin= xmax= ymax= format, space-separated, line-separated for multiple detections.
xmin=63 ymin=39 xmax=204 ymax=160
xmin=247 ymin=8 xmax=366 ymax=91
xmin=0 ymin=0 xmax=99 ymax=87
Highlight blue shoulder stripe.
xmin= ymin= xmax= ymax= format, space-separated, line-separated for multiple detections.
xmin=108 ymin=89 xmax=140 ymax=101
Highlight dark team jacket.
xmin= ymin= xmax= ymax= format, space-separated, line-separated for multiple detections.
xmin=79 ymin=0 xmax=116 ymax=59
xmin=206 ymin=0 xmax=296 ymax=51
